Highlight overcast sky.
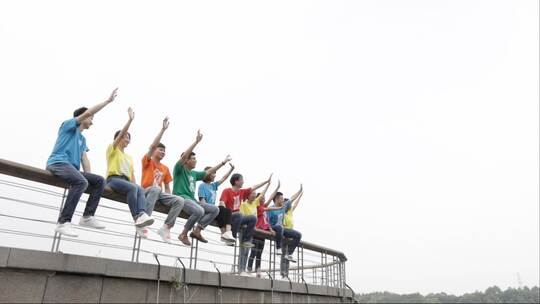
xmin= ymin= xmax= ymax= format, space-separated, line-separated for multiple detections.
xmin=0 ymin=0 xmax=538 ymax=295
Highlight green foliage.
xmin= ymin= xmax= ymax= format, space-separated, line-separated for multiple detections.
xmin=355 ymin=286 xmax=539 ymax=303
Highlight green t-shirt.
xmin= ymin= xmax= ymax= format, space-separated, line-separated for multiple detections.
xmin=173 ymin=162 xmax=206 ymax=201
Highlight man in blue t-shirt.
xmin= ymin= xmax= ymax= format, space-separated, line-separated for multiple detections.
xmin=267 ymin=184 xmax=303 ymax=278
xmin=46 ymin=88 xmax=118 ymax=237
xmin=198 ymin=163 xmax=236 ymax=245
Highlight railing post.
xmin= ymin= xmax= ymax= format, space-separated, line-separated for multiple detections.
xmin=153 ymin=253 xmax=161 ymax=304
xmin=131 ymin=231 xmax=139 ymax=262
xmin=50 ymin=188 xmax=67 ymax=253
xmin=135 ymin=235 xmax=142 ymax=262
xmin=189 ymin=236 xmax=195 ymax=269
xmin=232 ymin=239 xmax=238 ymax=273
xmin=194 ymin=239 xmax=199 ymax=269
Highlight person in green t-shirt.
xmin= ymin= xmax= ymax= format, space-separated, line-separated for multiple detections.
xmin=173 ymin=130 xmax=232 ymax=245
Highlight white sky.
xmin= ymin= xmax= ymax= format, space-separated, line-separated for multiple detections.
xmin=0 ymin=0 xmax=538 ymax=296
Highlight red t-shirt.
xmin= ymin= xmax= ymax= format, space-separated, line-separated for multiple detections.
xmin=220 ymin=187 xmax=252 ymax=212
xmin=256 ymin=204 xmax=270 ymax=230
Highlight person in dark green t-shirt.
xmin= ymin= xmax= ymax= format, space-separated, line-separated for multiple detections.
xmin=173 ymin=130 xmax=232 ymax=245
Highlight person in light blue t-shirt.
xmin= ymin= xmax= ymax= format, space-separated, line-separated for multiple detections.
xmin=46 ymin=88 xmax=118 ymax=238
xmin=198 ymin=163 xmax=236 ymax=245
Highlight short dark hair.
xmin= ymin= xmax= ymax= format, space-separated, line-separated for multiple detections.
xmin=114 ymin=130 xmax=131 ymax=140
xmin=230 ymin=173 xmax=243 ymax=186
xmin=273 ymin=192 xmax=284 ymax=202
xmin=181 ymin=152 xmax=196 ymax=158
xmin=157 ymin=143 xmax=166 ymax=149
xmin=73 ymin=107 xmax=88 ymax=117
xmin=202 ymin=166 xmax=213 ymax=182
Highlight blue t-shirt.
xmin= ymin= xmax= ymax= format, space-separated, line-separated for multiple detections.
xmin=268 ymin=200 xmax=292 ymax=227
xmin=46 ymin=118 xmax=88 ymax=170
xmin=198 ymin=182 xmax=219 ymax=205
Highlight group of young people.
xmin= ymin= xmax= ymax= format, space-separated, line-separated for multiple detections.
xmin=45 ymin=88 xmax=304 ymax=277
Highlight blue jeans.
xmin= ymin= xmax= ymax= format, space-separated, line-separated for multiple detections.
xmin=144 ymin=187 xmax=184 ymax=227
xmin=231 ymin=212 xmax=256 ymax=242
xmin=238 ymin=244 xmax=251 ymax=273
xmin=106 ymin=176 xmax=146 ymax=218
xmin=47 ymin=163 xmax=105 ymax=224
xmin=247 ymin=237 xmax=265 ymax=271
xmin=181 ymin=198 xmax=204 ymax=231
xmin=198 ymin=202 xmax=219 ymax=229
xmin=271 ymin=224 xmax=302 ymax=254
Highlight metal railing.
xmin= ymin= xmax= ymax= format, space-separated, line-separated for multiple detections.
xmin=0 ymin=158 xmax=348 ymax=289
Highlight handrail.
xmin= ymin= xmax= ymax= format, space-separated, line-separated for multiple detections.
xmin=0 ymin=158 xmax=347 ymax=262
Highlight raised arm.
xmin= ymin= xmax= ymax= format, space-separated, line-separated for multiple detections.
xmin=289 ymin=183 xmax=303 ymax=203
xmin=179 ymin=130 xmax=203 ymax=165
xmin=76 ymin=88 xmax=118 ymax=123
xmin=205 ymin=155 xmax=232 ymax=177
xmin=256 ymin=177 xmax=272 ymax=200
xmin=217 ymin=163 xmax=235 ymax=186
xmin=264 ymin=180 xmax=280 ymax=207
xmin=147 ymin=117 xmax=169 ymax=157
xmin=249 ymin=173 xmax=273 ymax=192
xmin=292 ymin=191 xmax=303 ymax=211
xmin=112 ymin=107 xmax=135 ymax=148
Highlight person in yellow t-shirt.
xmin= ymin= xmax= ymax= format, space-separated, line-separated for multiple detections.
xmin=237 ymin=176 xmax=282 ymax=276
xmin=105 ymin=107 xmax=154 ymax=234
xmin=283 ymin=191 xmax=303 ymax=229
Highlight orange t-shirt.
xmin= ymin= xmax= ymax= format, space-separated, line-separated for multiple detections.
xmin=141 ymin=155 xmax=173 ymax=189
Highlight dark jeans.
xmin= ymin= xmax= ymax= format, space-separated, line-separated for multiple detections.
xmin=247 ymin=237 xmax=265 ymax=271
xmin=215 ymin=205 xmax=232 ymax=228
xmin=271 ymin=224 xmax=302 ymax=254
xmin=47 ymin=163 xmax=105 ymax=224
xmin=106 ymin=176 xmax=146 ymax=218
xmin=231 ymin=212 xmax=256 ymax=242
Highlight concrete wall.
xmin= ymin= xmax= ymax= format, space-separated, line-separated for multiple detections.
xmin=0 ymin=246 xmax=353 ymax=303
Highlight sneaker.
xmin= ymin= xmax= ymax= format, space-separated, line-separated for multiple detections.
xmin=221 ymin=231 xmax=235 ymax=242
xmin=240 ymin=241 xmax=255 ymax=248
xmin=79 ymin=216 xmax=106 ymax=229
xmin=285 ymin=254 xmax=297 ymax=263
xmin=136 ymin=227 xmax=149 ymax=238
xmin=134 ymin=213 xmax=154 ymax=228
xmin=55 ymin=222 xmax=78 ymax=237
xmin=189 ymin=231 xmax=208 ymax=243
xmin=256 ymin=270 xmax=262 ymax=278
xmin=178 ymin=234 xmax=191 ymax=246
xmin=158 ymin=226 xmax=171 ymax=243
xmin=220 ymin=236 xmax=235 ymax=246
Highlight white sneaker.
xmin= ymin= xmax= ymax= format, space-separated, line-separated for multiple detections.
xmin=135 ymin=213 xmax=154 ymax=227
xmin=55 ymin=222 xmax=78 ymax=237
xmin=136 ymin=227 xmax=149 ymax=238
xmin=158 ymin=226 xmax=171 ymax=243
xmin=221 ymin=231 xmax=235 ymax=242
xmin=285 ymin=254 xmax=297 ymax=263
xmin=79 ymin=216 xmax=106 ymax=229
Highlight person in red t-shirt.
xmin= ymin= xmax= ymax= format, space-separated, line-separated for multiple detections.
xmin=219 ymin=173 xmax=271 ymax=248
xmin=247 ymin=181 xmax=282 ymax=276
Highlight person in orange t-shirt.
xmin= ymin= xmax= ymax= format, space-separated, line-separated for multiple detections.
xmin=139 ymin=117 xmax=184 ymax=242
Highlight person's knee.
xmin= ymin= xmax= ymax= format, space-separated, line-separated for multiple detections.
xmin=296 ymin=231 xmax=302 ymax=240
xmin=194 ymin=204 xmax=204 ymax=217
xmin=149 ymin=186 xmax=161 ymax=195
xmin=74 ymin=176 xmax=89 ymax=191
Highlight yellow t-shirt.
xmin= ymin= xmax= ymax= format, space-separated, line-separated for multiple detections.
xmin=106 ymin=144 xmax=134 ymax=181
xmin=283 ymin=209 xmax=294 ymax=229
xmin=240 ymin=197 xmax=260 ymax=217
